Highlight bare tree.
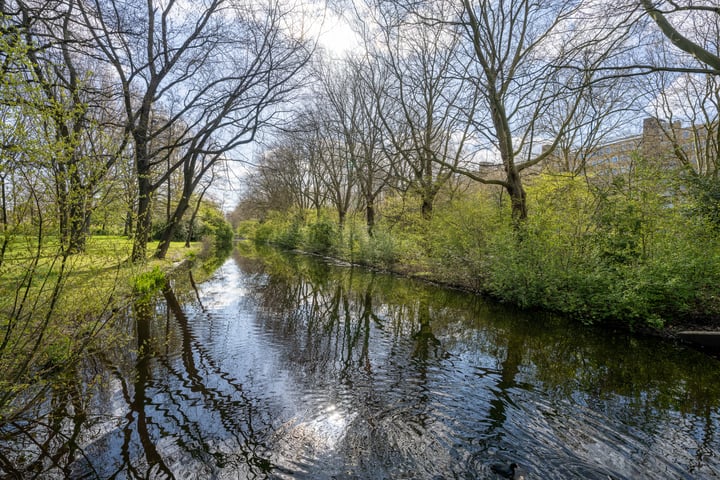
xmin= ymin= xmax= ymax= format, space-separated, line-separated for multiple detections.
xmin=305 ymin=105 xmax=356 ymax=226
xmin=383 ymin=0 xmax=633 ymax=222
xmin=628 ymin=0 xmax=719 ymax=222
xmin=645 ymin=70 xmax=719 ymax=178
xmin=79 ymin=0 xmax=312 ymax=261
xmin=349 ymin=57 xmax=391 ymax=235
xmin=285 ymin=110 xmax=328 ymax=218
xmin=460 ymin=0 xmax=621 ymax=220
xmin=541 ymin=60 xmax=643 ymax=176
xmin=242 ymin=145 xmax=310 ymax=216
xmin=374 ymin=4 xmax=476 ymax=218
xmin=639 ymin=0 xmax=720 ymax=74
xmin=316 ymin=56 xmax=391 ymax=234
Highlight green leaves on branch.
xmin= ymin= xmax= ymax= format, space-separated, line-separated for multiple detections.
xmin=131 ymin=266 xmax=166 ymax=298
xmin=246 ymin=165 xmax=720 ymax=330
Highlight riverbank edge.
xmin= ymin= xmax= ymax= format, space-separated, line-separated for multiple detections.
xmin=253 ymin=241 xmax=719 ymax=352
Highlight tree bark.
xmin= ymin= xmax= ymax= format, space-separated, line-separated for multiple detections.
xmin=338 ymin=209 xmax=346 ymax=230
xmin=640 ymin=0 xmax=720 ymax=73
xmin=67 ymin=169 xmax=89 ymax=254
xmin=155 ymin=195 xmax=190 ymax=259
xmin=505 ymin=169 xmax=528 ymax=222
xmin=366 ymin=203 xmax=375 ymax=236
xmin=131 ymin=170 xmax=153 ymax=262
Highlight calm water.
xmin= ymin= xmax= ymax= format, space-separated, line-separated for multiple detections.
xmin=3 ymin=246 xmax=720 ymax=479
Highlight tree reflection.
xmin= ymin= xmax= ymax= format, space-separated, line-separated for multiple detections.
xmin=65 ymin=281 xmax=277 ymax=478
xmin=161 ymin=286 xmax=275 ymax=475
xmin=5 ymin=249 xmax=720 ymax=479
xmin=126 ymin=300 xmax=173 ymax=478
xmin=233 ymin=247 xmax=720 ymax=478
xmin=0 ymin=370 xmax=89 ymax=477
xmin=411 ymin=298 xmax=441 ymax=361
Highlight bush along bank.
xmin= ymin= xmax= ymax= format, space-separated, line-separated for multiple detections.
xmin=237 ymin=174 xmax=720 ymax=332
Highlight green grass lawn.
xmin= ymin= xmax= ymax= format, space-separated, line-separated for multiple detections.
xmin=0 ymin=234 xmax=202 ymax=326
xmin=0 ymin=235 xmax=204 ymax=421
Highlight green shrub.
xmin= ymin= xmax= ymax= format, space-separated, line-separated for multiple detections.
xmin=236 ymin=220 xmax=258 ymax=239
xmin=251 ymin=210 xmax=304 ymax=248
xmin=132 ymin=266 xmax=166 ymax=297
xmin=357 ymin=228 xmax=399 ymax=269
xmin=276 ymin=219 xmax=303 ymax=249
xmin=213 ymin=219 xmax=234 ymax=254
xmin=305 ymin=217 xmax=336 ymax=255
xmin=241 ymin=168 xmax=720 ymax=329
xmin=254 ymin=221 xmax=275 ymax=245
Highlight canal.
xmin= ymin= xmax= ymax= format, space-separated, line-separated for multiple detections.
xmin=3 ymin=246 xmax=720 ymax=479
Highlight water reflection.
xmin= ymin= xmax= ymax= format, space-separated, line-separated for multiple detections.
xmin=232 ymin=248 xmax=720 ymax=479
xmin=1 ymin=246 xmax=719 ymax=479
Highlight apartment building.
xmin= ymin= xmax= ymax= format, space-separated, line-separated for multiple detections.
xmin=546 ymin=117 xmax=709 ymax=179
xmin=466 ymin=116 xmax=713 ymax=192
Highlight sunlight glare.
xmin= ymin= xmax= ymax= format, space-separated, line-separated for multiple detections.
xmin=316 ymin=14 xmax=362 ymax=57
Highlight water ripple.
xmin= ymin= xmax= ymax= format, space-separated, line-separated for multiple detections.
xmin=10 ymin=252 xmax=719 ymax=480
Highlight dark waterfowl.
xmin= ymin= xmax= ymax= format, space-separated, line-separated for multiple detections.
xmin=490 ymin=462 xmax=526 ymax=479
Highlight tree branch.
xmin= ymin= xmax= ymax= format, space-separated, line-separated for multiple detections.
xmin=640 ymin=0 xmax=720 ymax=72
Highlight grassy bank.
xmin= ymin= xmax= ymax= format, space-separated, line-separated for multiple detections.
xmin=0 ymin=235 xmax=206 ymax=424
xmin=240 ymin=173 xmax=720 ymax=332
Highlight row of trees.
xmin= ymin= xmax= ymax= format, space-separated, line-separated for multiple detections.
xmin=2 ymin=0 xmax=718 ymax=257
xmin=1 ymin=0 xmax=313 ymax=261
xmin=0 ymin=1 xmax=717 ymax=467
xmin=237 ymin=0 xmax=719 ymax=230
xmin=2 ymin=0 xmax=301 ymax=446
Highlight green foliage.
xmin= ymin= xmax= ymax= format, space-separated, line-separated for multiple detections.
xmin=183 ymin=202 xmax=234 ymax=260
xmin=151 ymin=219 xmax=190 ymax=242
xmin=252 ymin=210 xmax=304 ymax=248
xmin=479 ymin=170 xmax=720 ymax=328
xmin=0 ymin=235 xmax=138 ymax=425
xmin=253 ymin=220 xmax=275 ymax=245
xmin=276 ymin=218 xmax=303 ymax=250
xmin=245 ymin=166 xmax=720 ymax=330
xmin=132 ymin=266 xmax=166 ymax=296
xmin=422 ymin=193 xmax=504 ymax=287
xmin=236 ymin=219 xmax=259 ymax=239
xmin=306 ymin=216 xmax=336 ymax=255
xmin=685 ymin=174 xmax=720 ymax=229
xmin=357 ymin=227 xmax=400 ymax=269
xmin=213 ymin=220 xmax=234 ymax=253
xmin=150 ymin=202 xmax=236 ymax=257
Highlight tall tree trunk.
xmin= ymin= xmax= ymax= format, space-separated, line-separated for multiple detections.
xmin=55 ymin=165 xmax=69 ymax=246
xmin=124 ymin=209 xmax=134 ymax=237
xmin=505 ymin=168 xmax=527 ymax=222
xmin=366 ymin=203 xmax=375 ymax=236
xmin=132 ymin=171 xmax=153 ymax=262
xmin=490 ymin=88 xmax=528 ymax=222
xmin=338 ymin=209 xmax=346 ymax=229
xmin=184 ymin=218 xmax=195 ymax=247
xmin=184 ymin=175 xmax=212 ymax=248
xmin=131 ymin=119 xmax=153 ymax=262
xmin=166 ymin=156 xmax=172 ymax=224
xmin=421 ymin=195 xmax=433 ymax=219
xmin=154 ymin=195 xmax=190 ymax=260
xmin=0 ymin=175 xmax=7 ymax=268
xmin=421 ymin=154 xmax=434 ymax=219
xmin=184 ymin=198 xmax=202 ymax=248
xmin=67 ymin=170 xmax=88 ymax=254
